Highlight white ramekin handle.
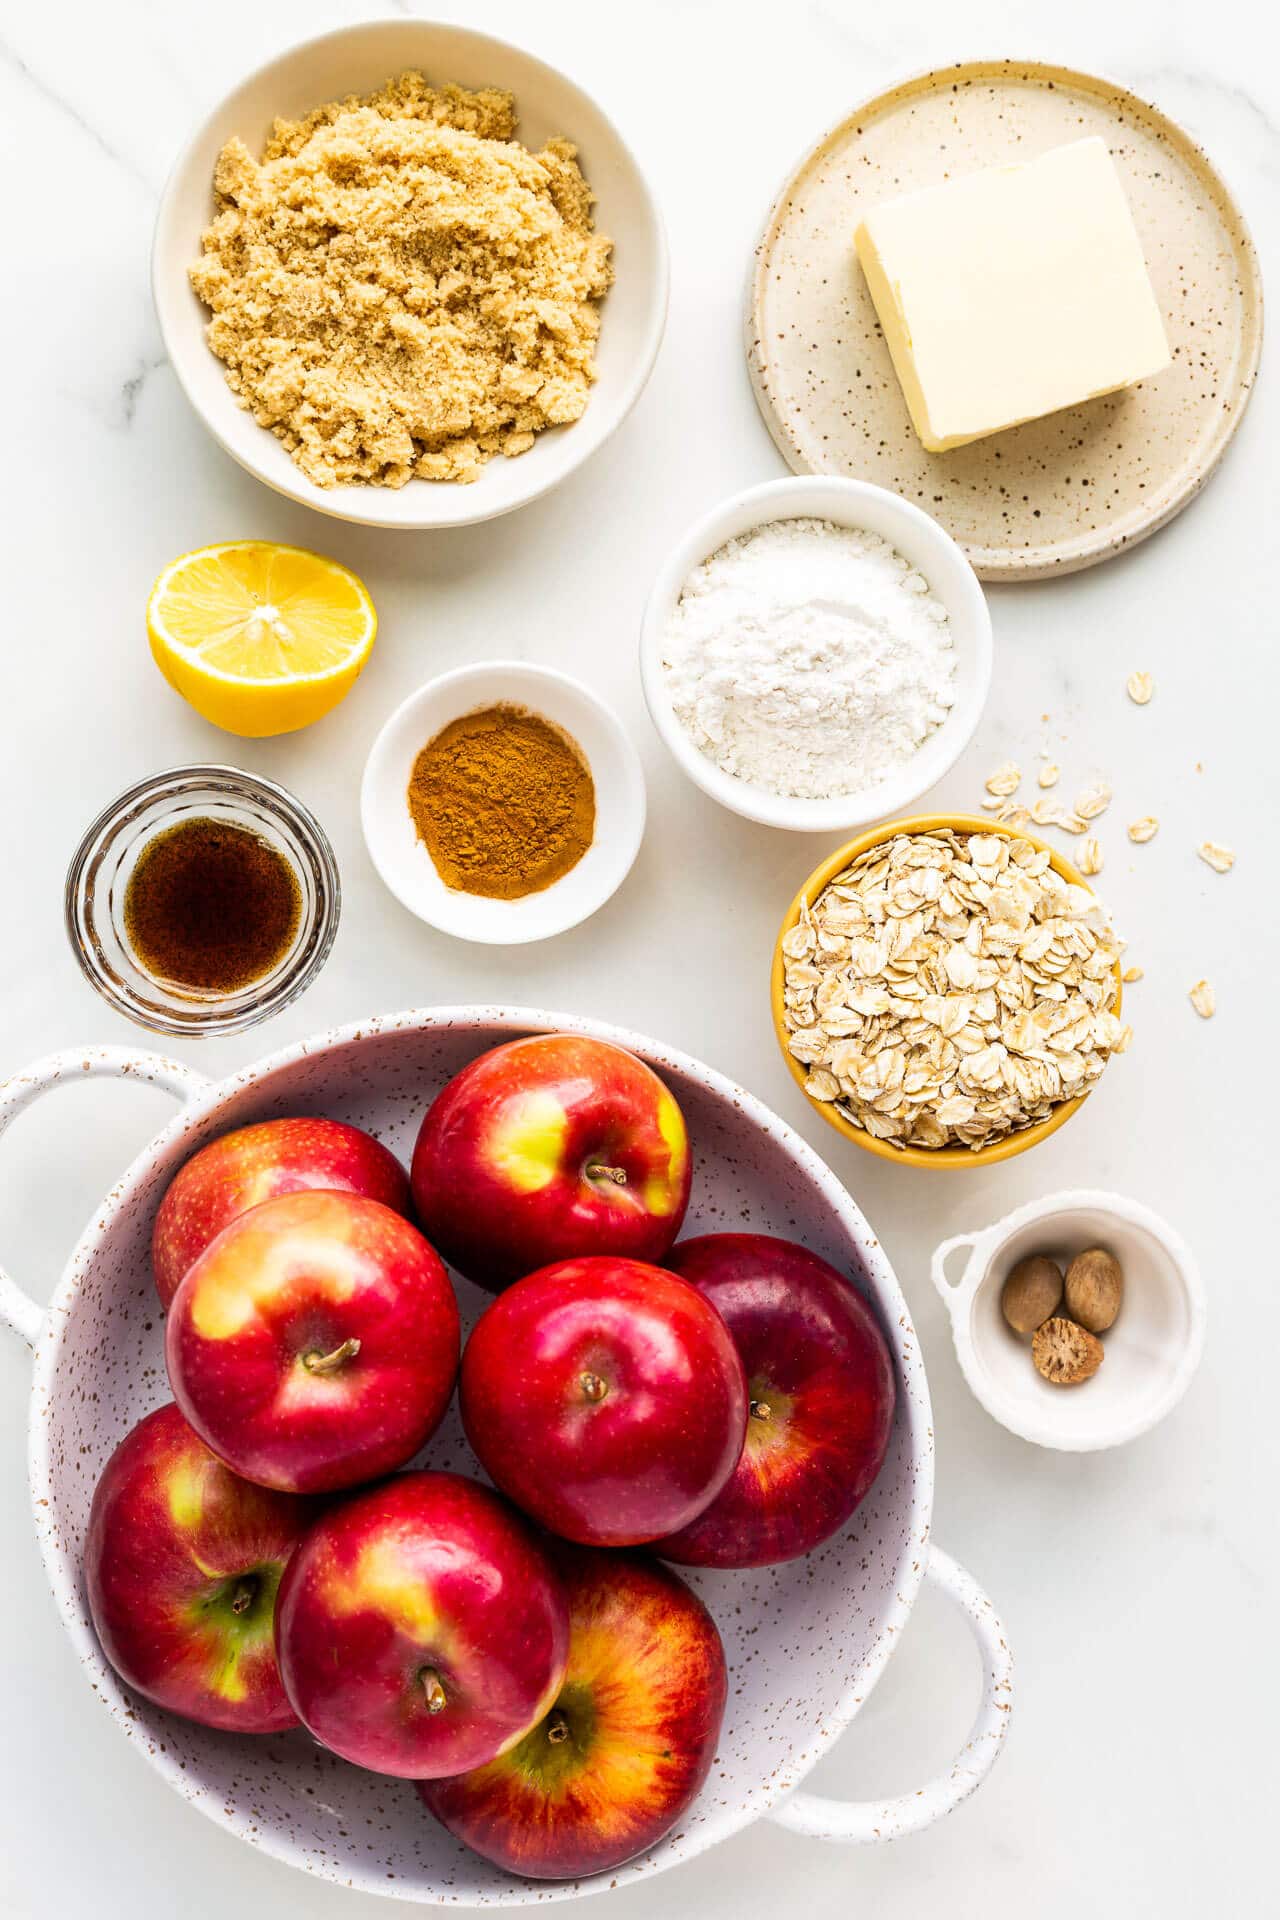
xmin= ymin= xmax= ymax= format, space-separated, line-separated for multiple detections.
xmin=767 ymin=1544 xmax=1013 ymax=1844
xmin=930 ymin=1229 xmax=982 ymax=1300
xmin=0 ymin=1047 xmax=208 ymax=1348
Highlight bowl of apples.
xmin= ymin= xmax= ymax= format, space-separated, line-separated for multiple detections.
xmin=0 ymin=1010 xmax=1012 ymax=1901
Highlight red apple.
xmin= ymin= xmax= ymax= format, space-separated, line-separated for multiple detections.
xmin=419 ymin=1544 xmax=726 ymax=1880
xmin=85 ymin=1402 xmax=313 ymax=1733
xmin=152 ymin=1116 xmax=411 ymax=1307
xmin=274 ymin=1472 xmax=569 ymax=1779
xmin=165 ymin=1189 xmax=459 ymax=1494
xmin=658 ymin=1234 xmax=895 ymax=1568
xmin=460 ymin=1255 xmax=746 ymax=1547
xmin=410 ymin=1035 xmax=692 ymax=1292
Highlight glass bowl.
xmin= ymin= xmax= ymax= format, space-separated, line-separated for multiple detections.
xmin=65 ymin=766 xmax=340 ymax=1036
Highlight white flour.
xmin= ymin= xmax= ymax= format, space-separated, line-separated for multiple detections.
xmin=661 ymin=517 xmax=956 ymax=800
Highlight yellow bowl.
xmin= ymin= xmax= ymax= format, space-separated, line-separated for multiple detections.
xmin=771 ymin=813 xmax=1124 ymax=1170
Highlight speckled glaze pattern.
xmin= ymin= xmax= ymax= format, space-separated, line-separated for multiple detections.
xmin=748 ymin=59 xmax=1264 ymax=580
xmin=0 ymin=1010 xmax=1011 ymax=1903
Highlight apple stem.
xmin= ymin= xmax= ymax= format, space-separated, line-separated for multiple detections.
xmin=302 ymin=1336 xmax=362 ymax=1375
xmin=579 ymin=1371 xmax=608 ymax=1404
xmin=750 ymin=1399 xmax=773 ymax=1422
xmin=229 ymin=1575 xmax=258 ymax=1616
xmin=586 ymin=1162 xmax=628 ymax=1188
xmin=420 ymin=1668 xmax=447 ymax=1715
xmin=546 ymin=1711 xmax=571 ymax=1746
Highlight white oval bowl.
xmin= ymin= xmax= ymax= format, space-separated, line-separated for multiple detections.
xmin=639 ymin=476 xmax=993 ymax=831
xmin=152 ymin=19 xmax=669 ymax=530
xmin=932 ymin=1189 xmax=1206 ymax=1452
xmin=0 ymin=1011 xmax=1012 ymax=1902
xmin=360 ymin=663 xmax=646 ymax=943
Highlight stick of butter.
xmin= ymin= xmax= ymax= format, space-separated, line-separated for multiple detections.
xmin=854 ymin=136 xmax=1171 ymax=453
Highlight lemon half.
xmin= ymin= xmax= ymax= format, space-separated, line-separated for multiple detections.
xmin=148 ymin=542 xmax=377 ymax=737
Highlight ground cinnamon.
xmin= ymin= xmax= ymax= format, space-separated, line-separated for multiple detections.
xmin=408 ymin=704 xmax=595 ymax=900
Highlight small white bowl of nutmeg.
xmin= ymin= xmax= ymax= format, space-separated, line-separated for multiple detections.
xmin=931 ymin=1191 xmax=1206 ymax=1452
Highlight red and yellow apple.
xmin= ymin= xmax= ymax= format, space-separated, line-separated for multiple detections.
xmin=658 ymin=1234 xmax=895 ymax=1568
xmin=274 ymin=1472 xmax=569 ymax=1779
xmin=85 ymin=1401 xmax=313 ymax=1732
xmin=419 ymin=1545 xmax=727 ymax=1880
xmin=165 ymin=1189 xmax=459 ymax=1493
xmin=410 ymin=1035 xmax=692 ymax=1292
xmin=152 ymin=1115 xmax=411 ymax=1307
xmin=460 ymin=1255 xmax=746 ymax=1547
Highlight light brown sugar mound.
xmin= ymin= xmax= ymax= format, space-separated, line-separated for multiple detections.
xmin=189 ymin=72 xmax=614 ymax=487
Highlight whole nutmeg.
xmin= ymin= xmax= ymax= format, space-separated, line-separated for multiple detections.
xmin=1032 ymin=1316 xmax=1104 ymax=1386
xmin=1000 ymin=1254 xmax=1063 ymax=1335
xmin=1064 ymin=1247 xmax=1124 ymax=1333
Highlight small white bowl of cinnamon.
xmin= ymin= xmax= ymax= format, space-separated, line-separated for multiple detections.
xmin=360 ymin=662 xmax=646 ymax=944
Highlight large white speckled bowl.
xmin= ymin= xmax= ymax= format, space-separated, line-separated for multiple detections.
xmin=0 ymin=1009 xmax=1011 ymax=1903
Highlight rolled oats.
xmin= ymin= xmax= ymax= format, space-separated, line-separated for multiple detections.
xmin=1122 ymin=965 xmax=1144 ymax=983
xmin=1128 ymin=816 xmax=1159 ymax=843
xmin=1038 ymin=762 xmax=1060 ymax=788
xmin=985 ymin=761 xmax=1022 ymax=798
xmin=1075 ymin=837 xmax=1104 ymax=876
xmin=1031 ymin=796 xmax=1089 ymax=834
xmin=1075 ymin=782 xmax=1112 ymax=822
xmin=1197 ymin=840 xmax=1235 ymax=874
xmin=781 ymin=829 xmax=1126 ymax=1152
xmin=1126 ymin=670 xmax=1154 ymax=705
xmin=1189 ymin=979 xmax=1216 ymax=1019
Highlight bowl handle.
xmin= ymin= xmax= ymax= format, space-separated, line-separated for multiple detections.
xmin=766 ymin=1544 xmax=1012 ymax=1844
xmin=0 ymin=1048 xmax=209 ymax=1348
xmin=931 ymin=1229 xmax=982 ymax=1297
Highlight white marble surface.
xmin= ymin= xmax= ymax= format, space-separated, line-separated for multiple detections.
xmin=0 ymin=0 xmax=1274 ymax=1912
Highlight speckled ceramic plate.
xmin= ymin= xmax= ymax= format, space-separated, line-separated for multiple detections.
xmin=0 ymin=1013 xmax=1012 ymax=1903
xmin=748 ymin=59 xmax=1263 ymax=579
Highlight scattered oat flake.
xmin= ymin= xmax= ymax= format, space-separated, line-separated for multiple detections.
xmin=1128 ymin=817 xmax=1159 ymax=844
xmin=984 ymin=761 xmax=1022 ymax=798
xmin=1038 ymin=762 xmax=1060 ymax=788
xmin=1197 ymin=840 xmax=1235 ymax=873
xmin=1030 ymin=797 xmax=1087 ymax=834
xmin=1122 ymin=965 xmax=1144 ymax=983
xmin=1076 ymin=783 xmax=1112 ymax=822
xmin=1189 ymin=980 xmax=1216 ymax=1019
xmin=1126 ymin=670 xmax=1154 ymax=705
xmin=1075 ymin=836 xmax=1104 ymax=876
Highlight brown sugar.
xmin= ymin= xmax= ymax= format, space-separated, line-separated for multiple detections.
xmin=189 ymin=72 xmax=613 ymax=488
xmin=408 ymin=705 xmax=595 ymax=899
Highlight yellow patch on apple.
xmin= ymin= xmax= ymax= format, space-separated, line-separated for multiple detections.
xmin=165 ymin=1457 xmax=208 ymax=1534
xmin=643 ymin=1090 xmax=689 ymax=1216
xmin=486 ymin=1091 xmax=568 ymax=1195
xmin=209 ymin=1649 xmax=250 ymax=1703
xmin=329 ymin=1536 xmax=448 ymax=1645
xmin=188 ymin=1204 xmax=362 ymax=1341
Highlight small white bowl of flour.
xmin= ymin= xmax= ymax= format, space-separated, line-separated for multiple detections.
xmin=641 ymin=477 xmax=992 ymax=831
